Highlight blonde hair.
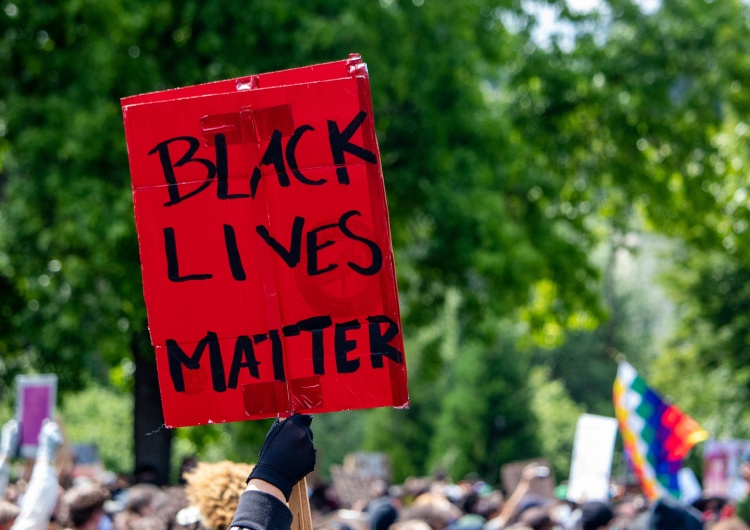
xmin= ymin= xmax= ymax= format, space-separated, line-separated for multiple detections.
xmin=183 ymin=461 xmax=254 ymax=530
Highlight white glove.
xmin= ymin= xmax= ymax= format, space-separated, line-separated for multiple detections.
xmin=0 ymin=419 xmax=19 ymax=459
xmin=36 ymin=420 xmax=62 ymax=462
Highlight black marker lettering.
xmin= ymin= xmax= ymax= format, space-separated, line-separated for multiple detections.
xmin=328 ymin=111 xmax=377 ymax=184
xmin=298 ymin=316 xmax=333 ymax=375
xmin=367 ymin=315 xmax=403 ymax=367
xmin=223 ymin=224 xmax=247 ymax=281
xmin=286 ymin=125 xmax=325 ymax=186
xmin=269 ymin=329 xmax=285 ymax=382
xmin=148 ymin=136 xmax=216 ymax=206
xmin=250 ymin=130 xmax=288 ymax=198
xmin=167 ymin=332 xmax=225 ymax=392
xmin=216 ymin=133 xmax=250 ymax=200
xmin=307 ymin=222 xmax=338 ymax=276
xmin=256 ymin=216 xmax=304 ymax=268
xmin=164 ymin=227 xmax=212 ymax=282
xmin=228 ymin=335 xmax=261 ymax=387
xmin=339 ymin=210 xmax=383 ymax=275
xmin=335 ymin=319 xmax=361 ymax=373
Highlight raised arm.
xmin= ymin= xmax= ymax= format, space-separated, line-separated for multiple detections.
xmin=230 ymin=415 xmax=316 ymax=530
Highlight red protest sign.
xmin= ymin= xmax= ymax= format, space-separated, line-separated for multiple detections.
xmin=122 ymin=55 xmax=408 ymax=427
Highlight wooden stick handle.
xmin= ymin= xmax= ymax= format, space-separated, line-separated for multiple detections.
xmin=289 ymin=477 xmax=313 ymax=530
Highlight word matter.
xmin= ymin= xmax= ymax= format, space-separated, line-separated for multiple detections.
xmin=166 ymin=313 xmax=404 ymax=393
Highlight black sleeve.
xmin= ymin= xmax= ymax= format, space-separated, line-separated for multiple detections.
xmin=230 ymin=490 xmax=294 ymax=530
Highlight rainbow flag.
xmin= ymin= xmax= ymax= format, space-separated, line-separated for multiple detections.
xmin=613 ymin=361 xmax=708 ymax=500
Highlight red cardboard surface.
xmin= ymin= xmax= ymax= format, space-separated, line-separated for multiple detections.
xmin=122 ymin=55 xmax=408 ymax=427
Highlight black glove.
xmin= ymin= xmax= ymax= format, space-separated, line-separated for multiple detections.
xmin=247 ymin=414 xmax=316 ymax=501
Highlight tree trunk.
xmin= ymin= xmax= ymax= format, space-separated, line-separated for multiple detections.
xmin=132 ymin=329 xmax=173 ymax=485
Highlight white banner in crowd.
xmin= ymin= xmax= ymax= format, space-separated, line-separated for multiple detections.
xmin=703 ymin=438 xmax=750 ymax=500
xmin=567 ymin=413 xmax=618 ymax=502
xmin=678 ymin=467 xmax=703 ymax=505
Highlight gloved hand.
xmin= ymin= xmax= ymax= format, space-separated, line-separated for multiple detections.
xmin=0 ymin=419 xmax=19 ymax=459
xmin=247 ymin=415 xmax=316 ymax=501
xmin=36 ymin=420 xmax=63 ymax=462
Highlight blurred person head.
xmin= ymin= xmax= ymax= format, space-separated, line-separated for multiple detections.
xmin=710 ymin=518 xmax=750 ymax=530
xmin=514 ymin=495 xmax=547 ymax=520
xmin=114 ymin=484 xmax=186 ymax=530
xmin=368 ymin=497 xmax=398 ymax=530
xmin=155 ymin=486 xmax=189 ymax=530
xmin=123 ymin=484 xmax=165 ymax=517
xmin=578 ymin=501 xmax=614 ymax=530
xmin=130 ymin=516 xmax=165 ymax=530
xmin=0 ymin=500 xmax=19 ymax=530
xmin=59 ymin=482 xmax=111 ymax=530
xmin=392 ymin=521 xmax=432 ymax=530
xmin=315 ymin=522 xmax=356 ymax=530
xmin=647 ymin=496 xmax=702 ymax=530
xmin=183 ymin=461 xmax=253 ymax=530
xmin=400 ymin=505 xmax=455 ymax=530
xmin=133 ymin=466 xmax=159 ymax=486
xmin=404 ymin=478 xmax=432 ymax=499
xmin=516 ymin=506 xmax=553 ymax=530
xmin=112 ymin=510 xmax=141 ymax=530
xmin=404 ymin=492 xmax=462 ymax=530
xmin=179 ymin=457 xmax=198 ymax=485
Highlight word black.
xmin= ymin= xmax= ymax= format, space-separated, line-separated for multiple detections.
xmin=148 ymin=111 xmax=376 ymax=206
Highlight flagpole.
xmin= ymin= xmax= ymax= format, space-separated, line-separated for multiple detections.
xmin=607 ymin=347 xmax=625 ymax=364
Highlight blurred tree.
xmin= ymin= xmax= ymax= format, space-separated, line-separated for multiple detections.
xmin=60 ymin=385 xmax=133 ymax=474
xmin=0 ymin=0 xmax=602 ymax=481
xmin=652 ymin=249 xmax=750 ymax=440
xmin=509 ymin=0 xmax=750 ymax=436
xmin=528 ymin=365 xmax=583 ymax=481
xmin=427 ymin=317 xmax=540 ymax=484
xmin=529 ymin=233 xmax=675 ymax=416
xmin=3 ymin=0 xmax=750 ymax=483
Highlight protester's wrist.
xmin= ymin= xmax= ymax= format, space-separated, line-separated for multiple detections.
xmin=246 ymin=478 xmax=286 ymax=504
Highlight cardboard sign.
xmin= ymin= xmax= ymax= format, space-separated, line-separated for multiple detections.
xmin=15 ymin=374 xmax=57 ymax=458
xmin=501 ymin=458 xmax=555 ymax=498
xmin=566 ymin=414 xmax=618 ymax=502
xmin=330 ymin=465 xmax=378 ymax=508
xmin=71 ymin=443 xmax=104 ymax=478
xmin=122 ymin=55 xmax=408 ymax=427
xmin=343 ymin=451 xmax=391 ymax=482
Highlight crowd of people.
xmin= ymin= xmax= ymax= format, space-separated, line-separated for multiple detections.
xmin=0 ymin=415 xmax=748 ymax=530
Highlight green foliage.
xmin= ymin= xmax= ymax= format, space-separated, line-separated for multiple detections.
xmin=60 ymin=385 xmax=133 ymax=474
xmin=652 ymin=249 xmax=750 ymax=439
xmin=362 ymin=289 xmax=540 ymax=484
xmin=529 ymin=234 xmax=675 ymax=416
xmin=312 ymin=411 xmax=366 ymax=479
xmin=169 ymin=417 xmax=273 ymax=482
xmin=0 ymin=0 xmax=604 ymax=480
xmin=364 ymin=408 xmax=421 ymax=482
xmin=427 ymin=319 xmax=540 ymax=484
xmin=529 ymin=366 xmax=584 ymax=481
xmin=4 ymin=0 xmax=750 ymax=483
